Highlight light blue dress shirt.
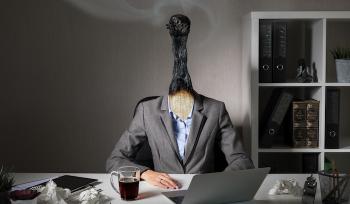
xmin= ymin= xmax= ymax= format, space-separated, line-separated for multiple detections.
xmin=168 ymin=99 xmax=194 ymax=161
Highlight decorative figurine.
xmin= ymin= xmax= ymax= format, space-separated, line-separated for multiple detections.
xmin=296 ymin=59 xmax=314 ymax=83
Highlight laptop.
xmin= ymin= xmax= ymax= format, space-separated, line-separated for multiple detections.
xmin=163 ymin=167 xmax=270 ymax=204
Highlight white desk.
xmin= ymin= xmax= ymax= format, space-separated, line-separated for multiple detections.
xmin=13 ymin=173 xmax=322 ymax=204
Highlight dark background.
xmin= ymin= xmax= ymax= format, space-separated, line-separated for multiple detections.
xmin=1 ymin=0 xmax=350 ymax=172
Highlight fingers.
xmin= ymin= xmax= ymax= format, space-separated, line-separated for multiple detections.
xmin=153 ymin=180 xmax=168 ymax=189
xmin=141 ymin=170 xmax=179 ymax=189
xmin=159 ymin=174 xmax=178 ymax=189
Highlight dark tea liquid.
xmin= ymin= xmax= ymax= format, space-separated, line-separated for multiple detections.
xmin=119 ymin=177 xmax=139 ymax=200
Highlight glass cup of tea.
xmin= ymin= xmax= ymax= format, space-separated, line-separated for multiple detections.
xmin=110 ymin=166 xmax=140 ymax=200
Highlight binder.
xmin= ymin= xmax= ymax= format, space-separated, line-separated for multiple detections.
xmin=272 ymin=22 xmax=287 ymax=82
xmin=260 ymin=91 xmax=293 ymax=148
xmin=259 ymin=20 xmax=273 ymax=83
xmin=325 ymin=88 xmax=340 ymax=149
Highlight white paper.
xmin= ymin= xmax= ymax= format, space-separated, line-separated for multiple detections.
xmin=37 ymin=180 xmax=70 ymax=204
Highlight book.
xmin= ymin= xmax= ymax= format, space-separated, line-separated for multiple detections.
xmin=272 ymin=21 xmax=287 ymax=82
xmin=259 ymin=20 xmax=273 ymax=83
xmin=325 ymin=88 xmax=340 ymax=149
xmin=293 ymin=127 xmax=319 ymax=147
xmin=260 ymin=90 xmax=293 ymax=148
xmin=292 ymin=100 xmax=319 ymax=148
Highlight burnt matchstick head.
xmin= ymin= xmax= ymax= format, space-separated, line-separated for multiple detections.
xmin=166 ymin=14 xmax=191 ymax=37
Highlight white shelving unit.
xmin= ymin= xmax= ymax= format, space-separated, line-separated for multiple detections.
xmin=242 ymin=11 xmax=350 ymax=173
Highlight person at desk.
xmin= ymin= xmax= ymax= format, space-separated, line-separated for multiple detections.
xmin=106 ymin=14 xmax=253 ymax=189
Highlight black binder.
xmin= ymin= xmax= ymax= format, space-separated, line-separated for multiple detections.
xmin=259 ymin=20 xmax=273 ymax=83
xmin=260 ymin=90 xmax=293 ymax=148
xmin=325 ymin=88 xmax=340 ymax=149
xmin=272 ymin=22 xmax=287 ymax=82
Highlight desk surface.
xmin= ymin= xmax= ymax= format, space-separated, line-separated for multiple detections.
xmin=13 ymin=173 xmax=322 ymax=204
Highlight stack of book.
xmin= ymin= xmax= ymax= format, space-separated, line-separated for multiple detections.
xmin=292 ymin=100 xmax=320 ymax=148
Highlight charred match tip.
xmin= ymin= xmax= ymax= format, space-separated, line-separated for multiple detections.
xmin=166 ymin=14 xmax=191 ymax=37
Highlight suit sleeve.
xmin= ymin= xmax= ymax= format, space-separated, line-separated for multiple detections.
xmin=106 ymin=102 xmax=150 ymax=173
xmin=218 ymin=103 xmax=255 ymax=171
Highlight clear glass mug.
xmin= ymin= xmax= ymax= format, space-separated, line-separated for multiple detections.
xmin=110 ymin=166 xmax=140 ymax=200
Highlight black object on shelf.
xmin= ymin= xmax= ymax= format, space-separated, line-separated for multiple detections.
xmin=296 ymin=59 xmax=314 ymax=83
xmin=259 ymin=153 xmax=319 ymax=173
xmin=259 ymin=20 xmax=273 ymax=83
xmin=272 ymin=21 xmax=287 ymax=82
xmin=325 ymin=88 xmax=340 ymax=149
xmin=260 ymin=90 xmax=293 ymax=148
xmin=302 ymin=153 xmax=319 ymax=173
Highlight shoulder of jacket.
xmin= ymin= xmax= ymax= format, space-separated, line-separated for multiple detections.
xmin=200 ymin=94 xmax=225 ymax=107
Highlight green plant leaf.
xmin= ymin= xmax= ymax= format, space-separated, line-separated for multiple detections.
xmin=330 ymin=47 xmax=350 ymax=59
xmin=0 ymin=166 xmax=14 ymax=192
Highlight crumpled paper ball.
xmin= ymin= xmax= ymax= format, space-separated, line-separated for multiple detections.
xmin=37 ymin=180 xmax=70 ymax=204
xmin=268 ymin=179 xmax=303 ymax=196
xmin=68 ymin=188 xmax=111 ymax=204
xmin=11 ymin=179 xmax=111 ymax=204
xmin=78 ymin=188 xmax=100 ymax=204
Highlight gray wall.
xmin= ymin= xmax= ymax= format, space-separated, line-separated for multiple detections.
xmin=1 ymin=0 xmax=350 ymax=172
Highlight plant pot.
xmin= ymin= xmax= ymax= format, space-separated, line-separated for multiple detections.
xmin=336 ymin=59 xmax=350 ymax=82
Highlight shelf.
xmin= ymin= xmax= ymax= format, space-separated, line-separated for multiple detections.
xmin=251 ymin=11 xmax=350 ymax=20
xmin=245 ymin=11 xmax=350 ymax=173
xmin=324 ymin=147 xmax=350 ymax=152
xmin=325 ymin=83 xmax=350 ymax=87
xmin=259 ymin=148 xmax=350 ymax=153
xmin=258 ymin=83 xmax=350 ymax=87
xmin=259 ymin=83 xmax=322 ymax=87
xmin=258 ymin=148 xmax=322 ymax=153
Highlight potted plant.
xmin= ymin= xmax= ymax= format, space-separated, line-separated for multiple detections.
xmin=330 ymin=48 xmax=350 ymax=82
xmin=0 ymin=166 xmax=14 ymax=204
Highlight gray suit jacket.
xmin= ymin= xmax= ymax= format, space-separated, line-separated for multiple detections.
xmin=106 ymin=94 xmax=254 ymax=173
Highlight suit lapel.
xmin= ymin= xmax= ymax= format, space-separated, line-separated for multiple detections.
xmin=159 ymin=93 xmax=207 ymax=166
xmin=159 ymin=96 xmax=182 ymax=160
xmin=183 ymin=94 xmax=207 ymax=166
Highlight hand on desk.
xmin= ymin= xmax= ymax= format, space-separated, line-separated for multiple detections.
xmin=141 ymin=170 xmax=179 ymax=189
